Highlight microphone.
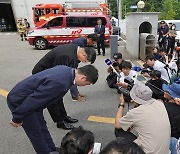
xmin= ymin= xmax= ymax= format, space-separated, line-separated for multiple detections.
xmin=105 ymin=58 xmax=121 ymax=78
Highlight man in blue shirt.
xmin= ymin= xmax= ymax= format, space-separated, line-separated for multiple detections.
xmin=158 ymin=21 xmax=169 ymax=51
xmin=7 ymin=65 xmax=98 ymax=154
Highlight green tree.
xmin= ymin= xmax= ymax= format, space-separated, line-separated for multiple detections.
xmin=172 ymin=0 xmax=180 ymax=20
xmin=108 ymin=0 xmax=178 ymax=20
xmin=149 ymin=3 xmax=155 ymax=12
xmin=160 ymin=0 xmax=175 ymax=19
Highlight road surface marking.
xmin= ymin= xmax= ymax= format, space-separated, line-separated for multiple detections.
xmin=137 ymin=60 xmax=144 ymax=67
xmin=0 ymin=88 xmax=8 ymax=97
xmin=87 ymin=116 xmax=115 ymax=124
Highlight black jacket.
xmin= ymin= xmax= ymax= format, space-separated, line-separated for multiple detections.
xmin=145 ymin=78 xmax=168 ymax=100
xmin=32 ymin=44 xmax=79 ymax=74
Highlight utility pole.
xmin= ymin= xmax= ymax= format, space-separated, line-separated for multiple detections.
xmin=118 ymin=0 xmax=122 ymax=20
xmin=117 ymin=0 xmax=122 ymax=36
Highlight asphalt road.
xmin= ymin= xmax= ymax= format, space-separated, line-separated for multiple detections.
xmin=0 ymin=32 xmax=138 ymax=154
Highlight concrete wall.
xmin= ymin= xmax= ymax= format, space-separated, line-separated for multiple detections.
xmin=126 ymin=12 xmax=159 ymax=59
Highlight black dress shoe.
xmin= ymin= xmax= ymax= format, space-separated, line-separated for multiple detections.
xmin=57 ymin=121 xmax=74 ymax=130
xmin=97 ymin=53 xmax=101 ymax=56
xmin=103 ymin=53 xmax=105 ymax=56
xmin=64 ymin=116 xmax=78 ymax=123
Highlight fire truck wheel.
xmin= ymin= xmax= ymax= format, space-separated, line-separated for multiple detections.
xmin=34 ymin=38 xmax=48 ymax=50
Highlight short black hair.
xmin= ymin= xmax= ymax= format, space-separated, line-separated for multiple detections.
xmin=113 ymin=53 xmax=122 ymax=60
xmin=145 ymin=55 xmax=155 ymax=61
xmin=100 ymin=137 xmax=145 ymax=154
xmin=78 ymin=65 xmax=98 ymax=84
xmin=60 ymin=126 xmax=94 ymax=154
xmin=121 ymin=61 xmax=132 ymax=69
xmin=160 ymin=20 xmax=165 ymax=24
xmin=153 ymin=46 xmax=159 ymax=50
xmin=84 ymin=47 xmax=96 ymax=64
xmin=159 ymin=47 xmax=165 ymax=52
xmin=149 ymin=70 xmax=161 ymax=78
xmin=87 ymin=33 xmax=98 ymax=42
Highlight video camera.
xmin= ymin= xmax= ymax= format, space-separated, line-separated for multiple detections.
xmin=140 ymin=63 xmax=153 ymax=75
xmin=117 ymin=77 xmax=134 ymax=102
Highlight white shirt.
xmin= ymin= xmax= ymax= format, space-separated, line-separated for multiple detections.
xmin=169 ymin=60 xmax=177 ymax=74
xmin=119 ymin=70 xmax=137 ymax=84
xmin=153 ymin=60 xmax=171 ymax=83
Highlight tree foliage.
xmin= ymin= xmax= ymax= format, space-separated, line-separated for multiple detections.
xmin=107 ymin=0 xmax=180 ymax=20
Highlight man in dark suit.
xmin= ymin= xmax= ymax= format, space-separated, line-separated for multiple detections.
xmin=71 ymin=33 xmax=98 ymax=102
xmin=7 ymin=65 xmax=98 ymax=154
xmin=32 ymin=44 xmax=96 ymax=130
xmin=72 ymin=33 xmax=98 ymax=47
xmin=94 ymin=18 xmax=106 ymax=56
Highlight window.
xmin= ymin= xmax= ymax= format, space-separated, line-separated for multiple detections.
xmin=49 ymin=17 xmax=63 ymax=27
xmin=52 ymin=8 xmax=60 ymax=14
xmin=87 ymin=17 xmax=106 ymax=27
xmin=45 ymin=8 xmax=50 ymax=14
xmin=66 ymin=17 xmax=87 ymax=27
xmin=66 ymin=17 xmax=107 ymax=27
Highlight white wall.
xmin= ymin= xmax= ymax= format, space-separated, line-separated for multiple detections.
xmin=11 ymin=0 xmax=66 ymax=27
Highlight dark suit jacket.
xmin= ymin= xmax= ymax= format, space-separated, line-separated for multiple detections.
xmin=7 ymin=66 xmax=74 ymax=123
xmin=94 ymin=24 xmax=105 ymax=41
xmin=32 ymin=44 xmax=79 ymax=74
xmin=71 ymin=37 xmax=87 ymax=47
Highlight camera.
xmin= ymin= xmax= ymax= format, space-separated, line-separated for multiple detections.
xmin=117 ymin=77 xmax=134 ymax=102
xmin=140 ymin=63 xmax=152 ymax=75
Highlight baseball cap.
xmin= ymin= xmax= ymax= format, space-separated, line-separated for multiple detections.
xmin=162 ymin=83 xmax=180 ymax=98
xmin=130 ymin=82 xmax=155 ymax=105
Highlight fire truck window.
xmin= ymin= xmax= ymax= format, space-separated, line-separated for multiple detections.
xmin=35 ymin=9 xmax=45 ymax=17
xmin=49 ymin=17 xmax=63 ymax=27
xmin=86 ymin=17 xmax=107 ymax=27
xmin=52 ymin=8 xmax=60 ymax=14
xmin=66 ymin=17 xmax=87 ymax=27
xmin=46 ymin=8 xmax=50 ymax=14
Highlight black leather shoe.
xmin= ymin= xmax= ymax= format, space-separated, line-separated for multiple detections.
xmin=64 ymin=116 xmax=78 ymax=123
xmin=57 ymin=121 xmax=74 ymax=130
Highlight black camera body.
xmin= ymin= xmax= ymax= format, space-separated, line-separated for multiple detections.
xmin=117 ymin=78 xmax=134 ymax=102
xmin=141 ymin=63 xmax=153 ymax=75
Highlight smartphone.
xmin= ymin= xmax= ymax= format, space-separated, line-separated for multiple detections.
xmin=92 ymin=142 xmax=101 ymax=154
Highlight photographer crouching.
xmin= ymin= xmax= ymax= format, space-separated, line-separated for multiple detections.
xmin=142 ymin=55 xmax=172 ymax=83
xmin=114 ymin=82 xmax=171 ymax=154
xmin=106 ymin=53 xmax=124 ymax=89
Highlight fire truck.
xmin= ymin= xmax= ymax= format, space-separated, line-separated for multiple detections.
xmin=28 ymin=1 xmax=111 ymax=50
xmin=32 ymin=2 xmax=108 ymax=27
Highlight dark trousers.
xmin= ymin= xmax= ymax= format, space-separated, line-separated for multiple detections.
xmin=22 ymin=110 xmax=56 ymax=154
xmin=20 ymin=33 xmax=27 ymax=40
xmin=97 ymin=39 xmax=105 ymax=54
xmin=47 ymin=97 xmax=67 ymax=123
xmin=115 ymin=128 xmax=137 ymax=142
xmin=159 ymin=37 xmax=167 ymax=51
xmin=167 ymin=37 xmax=175 ymax=54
